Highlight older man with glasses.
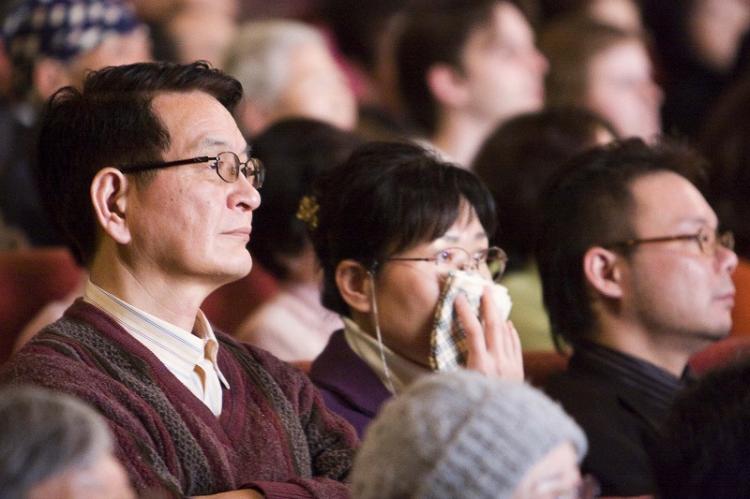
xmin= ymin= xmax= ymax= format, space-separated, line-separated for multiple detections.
xmin=537 ymin=138 xmax=738 ymax=497
xmin=0 ymin=61 xmax=356 ymax=498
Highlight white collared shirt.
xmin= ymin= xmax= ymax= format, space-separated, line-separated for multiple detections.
xmin=342 ymin=317 xmax=429 ymax=395
xmin=84 ymin=280 xmax=229 ymax=416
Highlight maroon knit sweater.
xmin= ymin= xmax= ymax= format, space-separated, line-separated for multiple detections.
xmin=0 ymin=300 xmax=356 ymax=498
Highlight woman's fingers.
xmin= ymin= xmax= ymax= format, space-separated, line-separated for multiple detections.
xmin=456 ymin=289 xmax=524 ymax=380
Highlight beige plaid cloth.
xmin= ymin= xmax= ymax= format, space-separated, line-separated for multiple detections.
xmin=429 ymin=271 xmax=511 ymax=371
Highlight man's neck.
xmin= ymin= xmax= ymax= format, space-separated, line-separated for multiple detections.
xmin=591 ymin=319 xmax=698 ymax=378
xmin=431 ymin=112 xmax=497 ymax=167
xmin=89 ymin=252 xmax=212 ymax=332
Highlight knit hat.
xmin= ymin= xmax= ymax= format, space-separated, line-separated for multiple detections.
xmin=2 ymin=0 xmax=141 ymax=65
xmin=351 ymin=370 xmax=588 ymax=499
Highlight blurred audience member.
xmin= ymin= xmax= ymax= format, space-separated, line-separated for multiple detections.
xmin=538 ymin=139 xmax=736 ymax=496
xmin=700 ymin=73 xmax=750 ymax=336
xmin=236 ymin=118 xmax=361 ymax=363
xmin=541 ymin=16 xmax=662 ymax=141
xmin=653 ymin=359 xmax=750 ymax=499
xmin=641 ymin=0 xmax=750 ymax=140
xmin=394 ymin=0 xmax=547 ymax=166
xmin=132 ymin=0 xmax=239 ymax=21
xmin=161 ymin=6 xmax=237 ymax=68
xmin=473 ymin=108 xmax=616 ymax=350
xmin=538 ymin=0 xmax=642 ymax=32
xmin=319 ymin=0 xmax=409 ymax=140
xmin=308 ymin=141 xmax=523 ymax=437
xmin=0 ymin=0 xmax=151 ymax=246
xmin=352 ymin=370 xmax=590 ymax=499
xmin=225 ymin=19 xmax=357 ymax=136
xmin=0 ymin=385 xmax=135 ymax=499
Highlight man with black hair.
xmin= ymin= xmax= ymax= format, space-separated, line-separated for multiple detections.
xmin=537 ymin=138 xmax=737 ymax=496
xmin=0 ymin=61 xmax=355 ymax=498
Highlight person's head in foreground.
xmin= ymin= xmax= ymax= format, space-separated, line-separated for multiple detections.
xmin=351 ymin=369 xmax=591 ymax=499
xmin=309 ymin=141 xmax=519 ymax=385
xmin=653 ymin=358 xmax=750 ymax=499
xmin=0 ymin=385 xmax=134 ymax=499
xmin=537 ymin=138 xmax=737 ymax=361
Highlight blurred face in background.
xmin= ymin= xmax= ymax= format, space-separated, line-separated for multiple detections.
xmin=272 ymin=40 xmax=358 ymax=131
xmin=587 ymin=0 xmax=643 ymax=33
xmin=458 ymin=1 xmax=548 ymax=127
xmin=688 ymin=0 xmax=750 ymax=72
xmin=584 ymin=39 xmax=662 ymax=141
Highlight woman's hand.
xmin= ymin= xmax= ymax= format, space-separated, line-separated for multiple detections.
xmin=455 ymin=287 xmax=524 ymax=381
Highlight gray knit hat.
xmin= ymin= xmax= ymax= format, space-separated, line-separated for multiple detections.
xmin=351 ymin=370 xmax=587 ymax=499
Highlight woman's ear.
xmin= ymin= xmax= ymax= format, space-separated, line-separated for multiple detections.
xmin=583 ymin=246 xmax=624 ymax=299
xmin=335 ymin=259 xmax=374 ymax=313
xmin=90 ymin=167 xmax=132 ymax=244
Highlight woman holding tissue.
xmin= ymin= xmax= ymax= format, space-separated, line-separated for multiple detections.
xmin=306 ymin=141 xmax=523 ymax=436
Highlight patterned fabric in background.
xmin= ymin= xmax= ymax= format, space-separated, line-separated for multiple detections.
xmin=2 ymin=0 xmax=139 ymax=64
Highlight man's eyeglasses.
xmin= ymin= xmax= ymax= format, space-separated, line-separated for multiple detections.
xmin=604 ymin=227 xmax=734 ymax=256
xmin=118 ymin=151 xmax=265 ymax=187
xmin=386 ymin=246 xmax=508 ymax=282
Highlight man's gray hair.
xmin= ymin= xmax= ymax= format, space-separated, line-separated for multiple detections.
xmin=0 ymin=385 xmax=113 ymax=497
xmin=224 ymin=20 xmax=327 ymax=109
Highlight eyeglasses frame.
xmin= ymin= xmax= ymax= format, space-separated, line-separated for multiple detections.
xmin=604 ymin=228 xmax=734 ymax=256
xmin=118 ymin=151 xmax=265 ymax=187
xmin=384 ymin=246 xmax=508 ymax=281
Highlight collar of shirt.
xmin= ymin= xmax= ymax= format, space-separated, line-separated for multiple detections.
xmin=571 ymin=340 xmax=689 ymax=411
xmin=83 ymin=280 xmax=230 ymax=392
xmin=342 ymin=316 xmax=429 ymax=395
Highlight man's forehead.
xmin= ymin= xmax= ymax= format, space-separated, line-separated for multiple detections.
xmin=629 ymin=171 xmax=717 ymax=229
xmin=152 ymin=91 xmax=245 ymax=151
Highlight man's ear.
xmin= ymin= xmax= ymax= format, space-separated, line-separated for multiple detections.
xmin=426 ymin=63 xmax=470 ymax=108
xmin=33 ymin=58 xmax=72 ymax=100
xmin=583 ymin=246 xmax=624 ymax=299
xmin=335 ymin=260 xmax=374 ymax=314
xmin=90 ymin=167 xmax=132 ymax=245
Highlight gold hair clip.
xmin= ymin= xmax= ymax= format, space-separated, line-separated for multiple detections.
xmin=296 ymin=195 xmax=320 ymax=230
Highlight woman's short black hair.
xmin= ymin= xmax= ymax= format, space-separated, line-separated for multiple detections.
xmin=310 ymin=141 xmax=496 ymax=316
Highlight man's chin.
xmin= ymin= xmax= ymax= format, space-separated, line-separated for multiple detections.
xmin=696 ymin=325 xmax=731 ymax=344
xmin=211 ymin=256 xmax=253 ymax=285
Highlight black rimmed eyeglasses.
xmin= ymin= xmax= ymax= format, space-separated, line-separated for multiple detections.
xmin=386 ymin=246 xmax=508 ymax=282
xmin=118 ymin=151 xmax=265 ymax=188
xmin=604 ymin=227 xmax=735 ymax=256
